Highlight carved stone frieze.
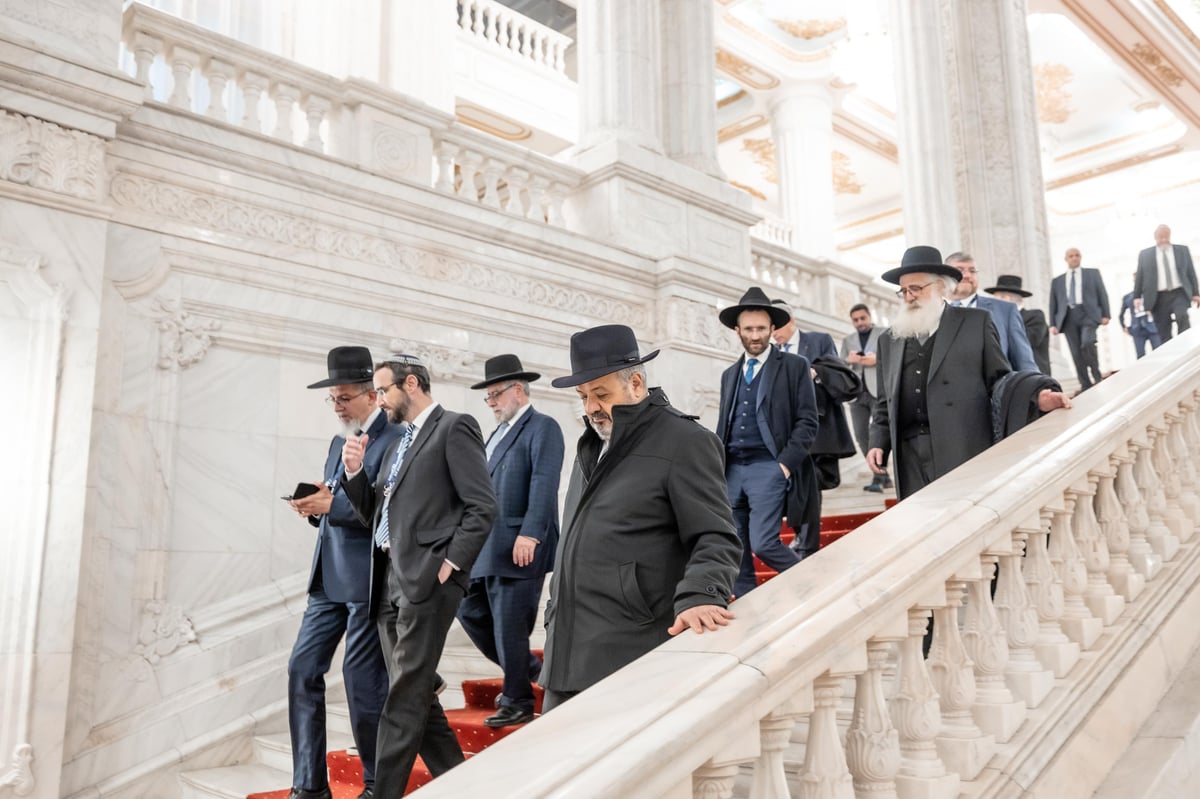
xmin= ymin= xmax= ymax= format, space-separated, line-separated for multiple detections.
xmin=109 ymin=174 xmax=649 ymax=327
xmin=370 ymin=123 xmax=418 ymax=177
xmin=0 ymin=110 xmax=107 ymax=202
xmin=133 ymin=600 xmax=197 ymax=665
xmin=0 ymin=743 xmax=34 ymax=795
xmin=153 ymin=297 xmax=220 ymax=371
xmin=388 ymin=338 xmax=475 ymax=381
xmin=664 ymin=297 xmax=731 ymax=353
xmin=686 ymin=383 xmax=723 ymax=417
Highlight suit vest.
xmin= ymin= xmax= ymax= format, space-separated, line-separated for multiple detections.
xmin=726 ymin=364 xmax=771 ymax=460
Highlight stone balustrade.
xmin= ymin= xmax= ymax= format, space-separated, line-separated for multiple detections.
xmin=412 ymin=335 xmax=1200 ymax=797
xmin=751 ymin=237 xmax=899 ymax=324
xmin=750 ymin=215 xmax=794 ymax=251
xmin=457 ymin=0 xmax=572 ymax=78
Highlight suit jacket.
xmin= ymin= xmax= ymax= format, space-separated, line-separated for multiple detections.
xmin=781 ymin=330 xmax=837 ymax=363
xmin=1136 ymin=243 xmax=1198 ymax=309
xmin=1049 ymin=267 xmax=1110 ymax=329
xmin=839 ymin=326 xmax=884 ymax=398
xmin=1021 ymin=308 xmax=1052 ymax=376
xmin=343 ymin=405 xmax=498 ymax=607
xmin=973 ymin=294 xmax=1040 ymax=372
xmin=869 ymin=306 xmax=1010 ymax=497
xmin=473 ymin=406 xmax=564 ymax=580
xmin=307 ymin=412 xmax=405 ymax=604
xmin=1120 ymin=291 xmax=1159 ymax=335
xmin=716 ymin=347 xmax=819 ymax=475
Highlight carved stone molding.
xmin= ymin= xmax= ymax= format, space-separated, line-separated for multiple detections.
xmin=370 ymin=123 xmax=418 ymax=177
xmin=1131 ymin=43 xmax=1184 ymax=88
xmin=109 ymin=173 xmax=649 ymax=327
xmin=133 ymin=600 xmax=197 ymax=665
xmin=664 ymin=297 xmax=731 ymax=353
xmin=388 ymin=338 xmax=475 ymax=381
xmin=0 ymin=743 xmax=34 ymax=796
xmin=0 ymin=109 xmax=107 ymax=202
xmin=686 ymin=384 xmax=723 ymax=417
xmin=153 ymin=297 xmax=220 ymax=371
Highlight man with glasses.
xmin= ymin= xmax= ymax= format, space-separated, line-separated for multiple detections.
xmin=458 ymin=354 xmax=563 ymax=727
xmin=945 ymin=251 xmax=1041 ymax=372
xmin=867 ymin=247 xmax=1070 ymax=499
xmin=285 ymin=346 xmax=404 ymax=799
xmin=341 ymin=354 xmax=496 ymax=796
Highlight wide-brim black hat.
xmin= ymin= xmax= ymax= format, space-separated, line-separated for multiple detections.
xmin=983 ymin=274 xmax=1033 ymax=297
xmin=550 ymin=325 xmax=659 ymax=388
xmin=470 ymin=354 xmax=542 ymax=389
xmin=881 ymin=245 xmax=964 ymax=285
xmin=719 ymin=286 xmax=791 ymax=329
xmin=307 ymin=346 xmax=375 ymax=388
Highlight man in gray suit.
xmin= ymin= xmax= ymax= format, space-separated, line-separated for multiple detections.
xmin=1049 ymin=248 xmax=1110 ymax=390
xmin=1135 ymin=224 xmax=1199 ymax=342
xmin=868 ymin=247 xmax=1070 ymax=500
xmin=342 ymin=354 xmax=497 ymax=797
xmin=838 ymin=303 xmax=889 ymax=492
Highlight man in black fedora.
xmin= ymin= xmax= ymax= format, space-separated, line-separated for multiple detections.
xmin=285 ymin=346 xmax=404 ymax=799
xmin=458 ymin=354 xmax=563 ymax=727
xmin=539 ymin=325 xmax=741 ymax=710
xmin=985 ymin=274 xmax=1052 ymax=376
xmin=716 ymin=287 xmax=819 ymax=595
xmin=1049 ymin=248 xmax=1110 ymax=390
xmin=868 ymin=247 xmax=1071 ymax=500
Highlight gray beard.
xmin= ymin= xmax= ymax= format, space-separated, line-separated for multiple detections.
xmin=890 ymin=300 xmax=945 ymax=340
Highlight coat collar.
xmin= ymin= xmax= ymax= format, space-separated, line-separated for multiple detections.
xmin=488 ymin=405 xmax=534 ymax=470
xmin=392 ymin=404 xmax=444 ymax=488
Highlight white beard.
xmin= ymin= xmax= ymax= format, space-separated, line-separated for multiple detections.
xmin=890 ymin=299 xmax=946 ymax=340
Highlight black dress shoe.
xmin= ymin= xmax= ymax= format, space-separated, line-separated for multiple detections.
xmin=287 ymin=788 xmax=332 ymax=799
xmin=484 ymin=705 xmax=534 ymax=727
xmin=356 ymin=789 xmax=374 ymax=799
xmin=863 ymin=482 xmax=883 ymax=493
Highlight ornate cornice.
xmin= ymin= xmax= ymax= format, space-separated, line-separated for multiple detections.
xmin=1130 ymin=42 xmax=1183 ymax=88
xmin=0 ymin=109 xmax=107 ymax=202
xmin=772 ymin=18 xmax=847 ymax=41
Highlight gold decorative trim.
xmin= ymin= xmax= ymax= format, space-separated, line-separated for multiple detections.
xmin=1033 ymin=63 xmax=1074 ymax=124
xmin=715 ymin=49 xmax=781 ymax=89
xmin=729 ymin=180 xmax=766 ymax=201
xmin=837 ymin=227 xmax=904 ymax=251
xmin=855 ymin=96 xmax=897 ymax=121
xmin=1045 ymin=145 xmax=1183 ymax=190
xmin=832 ymin=151 xmax=862 ymax=194
xmin=722 ymin=14 xmax=833 ymax=62
xmin=837 ymin=207 xmax=901 ymax=231
xmin=833 ymin=119 xmax=898 ymax=162
xmin=1142 ymin=174 xmax=1200 ymax=197
xmin=718 ymin=114 xmax=768 ymax=143
xmin=1053 ymin=121 xmax=1174 ymax=161
xmin=717 ymin=89 xmax=747 ymax=109
xmin=1131 ymin=42 xmax=1184 ymax=88
xmin=1151 ymin=0 xmax=1200 ymax=52
xmin=1045 ymin=201 xmax=1115 ymax=216
xmin=455 ymin=103 xmax=532 ymax=142
xmin=742 ymin=137 xmax=778 ymax=184
xmin=1134 ymin=100 xmax=1161 ymax=112
xmin=771 ymin=17 xmax=847 ymax=40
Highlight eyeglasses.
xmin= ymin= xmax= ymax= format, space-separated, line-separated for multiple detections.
xmin=325 ymin=388 xmax=373 ymax=406
xmin=895 ymin=282 xmax=936 ymax=298
xmin=483 ymin=384 xmax=516 ymax=404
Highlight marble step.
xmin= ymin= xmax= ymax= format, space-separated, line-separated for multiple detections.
xmin=180 ymin=763 xmax=291 ymax=799
xmin=254 ymin=731 xmax=355 ymax=775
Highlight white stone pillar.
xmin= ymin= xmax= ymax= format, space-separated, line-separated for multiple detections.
xmin=660 ymin=0 xmax=721 ymax=177
xmin=576 ymin=0 xmax=663 ymax=153
xmin=769 ymin=78 xmax=836 ymax=257
xmin=379 ymin=0 xmax=457 ymax=113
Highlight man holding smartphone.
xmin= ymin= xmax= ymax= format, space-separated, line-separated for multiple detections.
xmin=284 ymin=346 xmax=404 ymax=799
xmin=839 ymin=304 xmax=890 ymax=492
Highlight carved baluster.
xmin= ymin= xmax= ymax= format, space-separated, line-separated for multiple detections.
xmin=526 ymin=175 xmax=549 ymax=221
xmin=1048 ymin=495 xmax=1102 ymax=650
xmin=434 ymin=141 xmax=458 ymax=193
xmin=167 ymin=44 xmax=199 ymax=109
xmin=749 ymin=692 xmax=808 ymax=799
xmin=963 ymin=556 xmax=1026 ymax=742
xmin=928 ymin=580 xmax=995 ymax=779
xmin=695 ymin=729 xmax=759 ymax=799
xmin=457 ymin=150 xmax=484 ymax=201
xmin=1168 ymin=407 xmax=1200 ymax=520
xmin=797 ymin=672 xmax=855 ymax=799
xmin=845 ymin=639 xmax=900 ymax=798
xmin=203 ymin=58 xmax=233 ymax=120
xmin=538 ymin=32 xmax=551 ymax=67
xmin=997 ymin=517 xmax=1055 ymax=707
xmin=271 ymin=82 xmax=299 ymax=142
xmin=1097 ymin=452 xmax=1144 ymax=601
xmin=1116 ymin=441 xmax=1162 ymax=580
xmin=554 ymin=37 xmax=566 ymax=73
xmin=546 ymin=182 xmax=568 ymax=226
xmin=890 ymin=607 xmax=960 ymax=798
xmin=1071 ymin=475 xmax=1124 ymax=625
xmin=518 ymin=21 xmax=531 ymax=57
xmin=495 ymin=9 xmax=511 ymax=49
xmin=1186 ymin=392 xmax=1200 ymax=454
xmin=239 ymin=70 xmax=267 ymax=132
xmin=470 ymin=0 xmax=485 ymax=35
xmin=483 ymin=2 xmax=498 ymax=42
xmin=481 ymin=158 xmax=504 ymax=208
xmin=1133 ymin=434 xmax=1181 ymax=562
xmin=504 ymin=167 xmax=529 ymax=215
xmin=457 ymin=0 xmax=470 ymax=30
xmin=1025 ymin=510 xmax=1079 ymax=677
xmin=300 ymin=95 xmax=331 ymax=152
xmin=130 ymin=32 xmax=161 ymax=101
xmin=1152 ymin=419 xmax=1192 ymax=543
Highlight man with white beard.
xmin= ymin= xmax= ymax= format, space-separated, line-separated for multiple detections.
xmin=867 ymin=246 xmax=1071 ymax=500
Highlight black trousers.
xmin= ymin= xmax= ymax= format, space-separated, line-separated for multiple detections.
xmin=896 ymin=433 xmax=935 ymax=501
xmin=1062 ymin=306 xmax=1102 ymax=389
xmin=457 ymin=575 xmax=544 ymax=712
xmin=374 ymin=568 xmax=466 ymax=798
xmin=1152 ymin=287 xmax=1191 ymax=342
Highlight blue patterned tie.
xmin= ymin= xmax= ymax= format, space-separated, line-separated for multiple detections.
xmin=744 ymin=357 xmax=758 ymax=385
xmin=375 ymin=424 xmax=414 ymax=549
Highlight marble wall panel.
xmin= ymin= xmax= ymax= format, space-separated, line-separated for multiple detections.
xmin=0 ymin=0 xmax=122 ymax=71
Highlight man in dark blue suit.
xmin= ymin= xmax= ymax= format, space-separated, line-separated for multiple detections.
xmin=945 ymin=252 xmax=1041 ymax=372
xmin=1049 ymin=248 xmax=1110 ymax=389
xmin=458 ymin=354 xmax=563 ymax=728
xmin=285 ymin=347 xmax=404 ymax=799
xmin=717 ymin=287 xmax=819 ymax=597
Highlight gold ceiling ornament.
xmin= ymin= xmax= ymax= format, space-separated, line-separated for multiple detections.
xmin=1033 ymin=63 xmax=1074 ymax=125
xmin=832 ymin=151 xmax=863 ymax=195
xmin=1131 ymin=42 xmax=1184 ymax=88
xmin=730 ymin=180 xmax=767 ymax=201
xmin=718 ymin=114 xmax=768 ymax=143
xmin=717 ymin=89 xmax=747 ymax=109
xmin=771 ymin=17 xmax=847 ymax=40
xmin=742 ymin=138 xmax=778 ymax=184
xmin=715 ymin=49 xmax=781 ymax=89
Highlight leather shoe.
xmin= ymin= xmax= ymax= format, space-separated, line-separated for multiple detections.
xmin=287 ymin=789 xmax=332 ymax=799
xmin=862 ymin=482 xmax=883 ymax=493
xmin=484 ymin=705 xmax=534 ymax=727
xmin=356 ymin=790 xmax=374 ymax=799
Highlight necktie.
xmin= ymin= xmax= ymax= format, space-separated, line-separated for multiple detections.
xmin=1068 ymin=270 xmax=1077 ymax=306
xmin=486 ymin=421 xmax=509 ymax=460
xmin=375 ymin=424 xmax=415 ymax=549
xmin=745 ymin=357 xmax=758 ymax=385
xmin=951 ymin=300 xmax=963 ymax=307
xmin=782 ymin=343 xmax=791 ymax=353
xmin=1162 ymin=248 xmax=1173 ymax=291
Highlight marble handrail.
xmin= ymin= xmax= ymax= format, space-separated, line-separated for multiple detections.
xmin=750 ymin=215 xmax=794 ymax=250
xmin=751 ymin=237 xmax=900 ymax=323
xmin=457 ymin=0 xmax=572 ymax=78
xmin=413 ymin=333 xmax=1200 ymax=797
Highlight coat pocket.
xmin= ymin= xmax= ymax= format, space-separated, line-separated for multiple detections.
xmin=415 ymin=525 xmax=455 ymax=547
xmin=617 ymin=561 xmax=656 ymax=626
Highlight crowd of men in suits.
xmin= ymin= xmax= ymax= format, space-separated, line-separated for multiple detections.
xmin=275 ymin=225 xmax=1193 ymax=798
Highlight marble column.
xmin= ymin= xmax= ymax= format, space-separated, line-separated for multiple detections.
xmin=660 ymin=0 xmax=721 ymax=177
xmin=379 ymin=0 xmax=457 ymax=113
xmin=769 ymin=75 xmax=836 ymax=257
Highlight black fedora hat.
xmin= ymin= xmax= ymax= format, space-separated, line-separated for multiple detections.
xmin=983 ymin=274 xmax=1033 ymax=298
xmin=550 ymin=325 xmax=659 ymax=388
xmin=470 ymin=354 xmax=541 ymax=390
xmin=881 ymin=245 xmax=964 ymax=285
xmin=307 ymin=346 xmax=375 ymax=389
xmin=719 ymin=286 xmax=791 ymax=329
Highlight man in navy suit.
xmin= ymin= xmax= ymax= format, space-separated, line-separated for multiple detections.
xmin=945 ymin=252 xmax=1041 ymax=372
xmin=717 ymin=287 xmax=819 ymax=597
xmin=285 ymin=347 xmax=404 ymax=799
xmin=1135 ymin=224 xmax=1199 ymax=341
xmin=770 ymin=299 xmax=838 ymax=363
xmin=458 ymin=354 xmax=563 ymax=728
xmin=1049 ymin=248 xmax=1110 ymax=390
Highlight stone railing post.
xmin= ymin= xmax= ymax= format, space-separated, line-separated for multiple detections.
xmin=167 ymin=44 xmax=200 ymax=109
xmin=238 ymin=70 xmax=268 ymax=132
xmin=749 ymin=692 xmax=810 ymax=799
xmin=1071 ymin=475 xmax=1124 ymax=625
xmin=434 ymin=141 xmax=458 ymax=193
xmin=998 ymin=517 xmax=1054 ymax=707
xmin=1133 ymin=433 xmax=1181 ymax=562
xmin=301 ymin=95 xmax=331 ymax=152
xmin=797 ymin=671 xmax=858 ymax=799
xmin=1168 ymin=406 xmax=1200 ymax=524
xmin=845 ymin=637 xmax=902 ymax=798
xmin=891 ymin=606 xmax=959 ymax=799
xmin=1116 ymin=440 xmax=1162 ymax=580
xmin=1025 ymin=510 xmax=1080 ymax=677
xmin=1152 ymin=419 xmax=1192 ymax=543
xmin=1096 ymin=452 xmax=1144 ymax=601
xmin=964 ymin=555 xmax=1026 ymax=742
xmin=270 ymin=82 xmax=299 ymax=142
xmin=131 ymin=32 xmax=162 ymax=101
xmin=504 ymin=166 xmax=530 ymax=215
xmin=1048 ymin=495 xmax=1102 ymax=650
xmin=457 ymin=150 xmax=484 ymax=201
xmin=693 ymin=726 xmax=760 ymax=799
xmin=203 ymin=58 xmax=234 ymax=120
